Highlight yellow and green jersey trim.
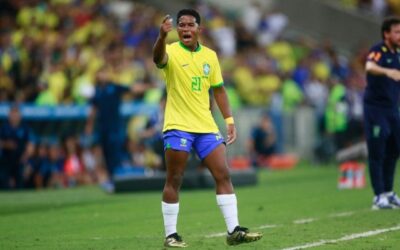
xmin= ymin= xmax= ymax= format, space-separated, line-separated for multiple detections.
xmin=211 ymin=82 xmax=224 ymax=88
xmin=178 ymin=41 xmax=201 ymax=52
xmin=156 ymin=63 xmax=166 ymax=69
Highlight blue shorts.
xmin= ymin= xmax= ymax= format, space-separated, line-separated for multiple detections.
xmin=163 ymin=130 xmax=225 ymax=160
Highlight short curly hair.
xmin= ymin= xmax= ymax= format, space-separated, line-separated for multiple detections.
xmin=177 ymin=9 xmax=201 ymax=25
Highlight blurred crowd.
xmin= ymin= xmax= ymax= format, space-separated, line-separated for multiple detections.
xmin=0 ymin=0 xmax=374 ymax=189
xmin=0 ymin=0 xmax=164 ymax=105
xmin=0 ymin=105 xmax=164 ymax=190
xmin=339 ymin=0 xmax=400 ymax=16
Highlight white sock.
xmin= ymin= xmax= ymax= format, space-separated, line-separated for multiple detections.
xmin=216 ymin=194 xmax=239 ymax=234
xmin=162 ymin=201 xmax=179 ymax=237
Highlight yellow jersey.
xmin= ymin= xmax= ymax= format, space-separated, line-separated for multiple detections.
xmin=158 ymin=41 xmax=224 ymax=133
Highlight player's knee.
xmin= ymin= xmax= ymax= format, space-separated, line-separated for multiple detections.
xmin=214 ymin=171 xmax=231 ymax=185
xmin=166 ymin=173 xmax=184 ymax=188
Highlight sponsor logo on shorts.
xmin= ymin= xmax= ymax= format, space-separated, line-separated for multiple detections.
xmin=180 ymin=138 xmax=187 ymax=147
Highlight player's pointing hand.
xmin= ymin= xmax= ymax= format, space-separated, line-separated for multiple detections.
xmin=160 ymin=15 xmax=173 ymax=38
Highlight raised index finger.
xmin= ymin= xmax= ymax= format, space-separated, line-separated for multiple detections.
xmin=162 ymin=14 xmax=172 ymax=23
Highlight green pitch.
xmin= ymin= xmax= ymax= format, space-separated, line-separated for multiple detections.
xmin=1 ymin=163 xmax=400 ymax=250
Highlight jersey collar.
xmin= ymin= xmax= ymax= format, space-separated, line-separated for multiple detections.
xmin=179 ymin=41 xmax=201 ymax=52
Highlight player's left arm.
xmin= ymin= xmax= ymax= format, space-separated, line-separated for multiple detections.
xmin=213 ymin=86 xmax=236 ymax=145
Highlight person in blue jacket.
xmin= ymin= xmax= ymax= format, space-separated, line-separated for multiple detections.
xmin=364 ymin=17 xmax=400 ymax=209
xmin=0 ymin=105 xmax=34 ymax=189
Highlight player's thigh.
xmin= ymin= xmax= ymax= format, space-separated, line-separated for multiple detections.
xmin=202 ymin=144 xmax=230 ymax=180
xmin=165 ymin=149 xmax=190 ymax=177
xmin=163 ymin=130 xmax=194 ymax=176
xmin=193 ymin=132 xmax=225 ymax=161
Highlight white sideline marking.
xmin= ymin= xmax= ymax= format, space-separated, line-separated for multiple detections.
xmin=205 ymin=232 xmax=226 ymax=238
xmin=256 ymin=224 xmax=278 ymax=229
xmin=293 ymin=218 xmax=316 ymax=224
xmin=205 ymin=224 xmax=277 ymax=238
xmin=329 ymin=211 xmax=354 ymax=218
xmin=281 ymin=224 xmax=400 ymax=250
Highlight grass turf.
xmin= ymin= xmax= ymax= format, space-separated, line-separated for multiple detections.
xmin=1 ymin=163 xmax=400 ymax=250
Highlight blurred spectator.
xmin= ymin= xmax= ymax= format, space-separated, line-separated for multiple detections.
xmin=248 ymin=113 xmax=277 ymax=166
xmin=138 ymin=94 xmax=166 ymax=168
xmin=234 ymin=20 xmax=257 ymax=52
xmin=340 ymin=0 xmax=389 ymax=16
xmin=304 ymin=73 xmax=329 ymax=132
xmin=63 ymin=134 xmax=90 ymax=187
xmin=210 ymin=18 xmax=236 ymax=57
xmin=281 ymin=74 xmax=304 ymax=114
xmin=371 ymin=0 xmax=387 ymax=16
xmin=346 ymin=75 xmax=365 ymax=144
xmin=324 ymin=78 xmax=348 ymax=151
xmin=31 ymin=140 xmax=64 ymax=188
xmin=24 ymin=141 xmax=47 ymax=189
xmin=0 ymin=29 xmax=20 ymax=102
xmin=0 ymin=67 xmax=14 ymax=102
xmin=122 ymin=139 xmax=162 ymax=170
xmin=0 ymin=105 xmax=34 ymax=189
xmin=81 ymin=142 xmax=108 ymax=184
xmin=241 ymin=1 xmax=262 ymax=33
xmin=257 ymin=9 xmax=288 ymax=46
xmin=108 ymin=0 xmax=134 ymax=22
xmin=43 ymin=141 xmax=64 ymax=188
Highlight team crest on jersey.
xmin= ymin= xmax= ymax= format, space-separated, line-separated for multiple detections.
xmin=203 ymin=63 xmax=210 ymax=76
